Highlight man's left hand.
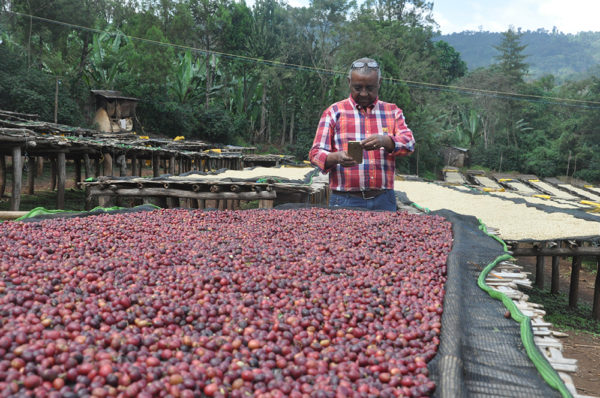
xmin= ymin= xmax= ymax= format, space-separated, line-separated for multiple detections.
xmin=361 ymin=135 xmax=394 ymax=152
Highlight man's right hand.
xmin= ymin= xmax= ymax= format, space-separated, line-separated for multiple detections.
xmin=325 ymin=151 xmax=358 ymax=168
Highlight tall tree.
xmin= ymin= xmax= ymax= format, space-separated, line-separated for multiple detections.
xmin=493 ymin=28 xmax=529 ymax=83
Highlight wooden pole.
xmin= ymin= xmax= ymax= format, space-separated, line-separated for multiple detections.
xmin=152 ymin=154 xmax=160 ymax=177
xmin=0 ymin=156 xmax=6 ymax=198
xmin=117 ymin=154 xmax=127 ymax=177
xmin=94 ymin=158 xmax=100 ymax=177
xmin=27 ymin=156 xmax=35 ymax=195
xmin=36 ymin=156 xmax=44 ymax=177
xmin=74 ymin=157 xmax=82 ymax=185
xmin=57 ymin=151 xmax=66 ymax=209
xmin=169 ymin=155 xmax=176 ymax=175
xmin=551 ymin=254 xmax=560 ymax=294
xmin=103 ymin=152 xmax=113 ymax=176
xmin=568 ymin=254 xmax=582 ymax=309
xmin=83 ymin=153 xmax=92 ymax=179
xmin=131 ymin=154 xmax=138 ymax=177
xmin=11 ymin=147 xmax=22 ymax=211
xmin=50 ymin=157 xmax=57 ymax=191
xmin=593 ymin=257 xmax=600 ymax=320
xmin=535 ymin=244 xmax=544 ymax=289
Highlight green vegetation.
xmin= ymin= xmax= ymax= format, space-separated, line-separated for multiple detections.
xmin=438 ymin=29 xmax=600 ymax=81
xmin=1 ymin=1 xmax=599 ymax=182
xmin=528 ymin=287 xmax=600 ymax=335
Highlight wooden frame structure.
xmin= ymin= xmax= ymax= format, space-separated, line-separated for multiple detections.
xmin=0 ymin=111 xmax=292 ymax=211
xmin=508 ymin=240 xmax=600 ymax=320
xmin=81 ymin=175 xmax=329 ymax=211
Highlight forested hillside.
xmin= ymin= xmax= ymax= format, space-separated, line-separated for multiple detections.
xmin=437 ymin=30 xmax=600 ymax=80
xmin=1 ymin=1 xmax=599 ymax=183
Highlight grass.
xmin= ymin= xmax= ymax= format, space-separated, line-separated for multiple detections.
xmin=0 ymin=189 xmax=87 ymax=212
xmin=528 ymin=287 xmax=600 ymax=335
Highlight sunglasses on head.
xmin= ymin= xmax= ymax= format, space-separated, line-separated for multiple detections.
xmin=351 ymin=61 xmax=379 ymax=69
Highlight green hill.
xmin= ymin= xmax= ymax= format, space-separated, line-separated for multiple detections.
xmin=435 ymin=29 xmax=600 ymax=81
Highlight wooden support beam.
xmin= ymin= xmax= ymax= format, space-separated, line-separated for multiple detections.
xmin=593 ymin=256 xmax=600 ymax=320
xmin=512 ymin=246 xmax=600 ymax=257
xmin=56 ymin=151 xmax=66 ymax=209
xmin=50 ymin=157 xmax=57 ymax=191
xmin=27 ymin=156 xmax=35 ymax=195
xmin=138 ymin=158 xmax=144 ymax=177
xmin=88 ymin=187 xmax=276 ymax=201
xmin=103 ymin=152 xmax=113 ymax=176
xmin=0 ymin=156 xmax=6 ymax=198
xmin=83 ymin=153 xmax=91 ymax=179
xmin=551 ymin=254 xmax=560 ymax=295
xmin=117 ymin=154 xmax=127 ymax=177
xmin=131 ymin=155 xmax=137 ymax=177
xmin=94 ymin=158 xmax=100 ymax=177
xmin=11 ymin=146 xmax=22 ymax=211
xmin=169 ymin=155 xmax=176 ymax=175
xmin=74 ymin=157 xmax=82 ymax=185
xmin=568 ymin=254 xmax=582 ymax=309
xmin=152 ymin=154 xmax=160 ymax=177
xmin=535 ymin=243 xmax=544 ymax=289
xmin=36 ymin=156 xmax=44 ymax=178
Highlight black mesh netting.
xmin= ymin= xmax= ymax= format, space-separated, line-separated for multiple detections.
xmin=427 ymin=209 xmax=560 ymax=398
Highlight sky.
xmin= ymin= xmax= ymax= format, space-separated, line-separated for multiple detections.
xmin=263 ymin=0 xmax=600 ymax=35
xmin=432 ymin=0 xmax=600 ymax=34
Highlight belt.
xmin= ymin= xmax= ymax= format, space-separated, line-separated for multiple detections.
xmin=335 ymin=189 xmax=386 ymax=200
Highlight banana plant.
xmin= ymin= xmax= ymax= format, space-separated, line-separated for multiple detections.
xmin=454 ymin=109 xmax=483 ymax=148
xmin=168 ymin=51 xmax=202 ymax=104
xmin=83 ymin=29 xmax=129 ymax=89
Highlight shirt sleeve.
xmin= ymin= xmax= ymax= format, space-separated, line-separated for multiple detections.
xmin=389 ymin=107 xmax=416 ymax=157
xmin=309 ymin=107 xmax=336 ymax=173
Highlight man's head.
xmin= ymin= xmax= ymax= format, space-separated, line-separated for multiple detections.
xmin=348 ymin=57 xmax=381 ymax=109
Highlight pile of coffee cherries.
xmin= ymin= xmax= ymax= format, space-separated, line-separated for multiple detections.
xmin=0 ymin=208 xmax=452 ymax=397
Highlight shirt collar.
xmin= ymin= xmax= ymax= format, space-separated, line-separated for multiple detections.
xmin=349 ymin=96 xmax=378 ymax=111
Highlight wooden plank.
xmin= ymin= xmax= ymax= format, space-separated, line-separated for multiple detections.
xmin=88 ymin=187 xmax=276 ymax=201
xmin=512 ymin=246 xmax=600 ymax=256
xmin=56 ymin=151 xmax=66 ymax=209
xmin=11 ymin=146 xmax=22 ymax=211
xmin=0 ymin=211 xmax=28 ymax=220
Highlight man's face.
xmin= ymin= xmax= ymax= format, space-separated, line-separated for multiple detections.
xmin=348 ymin=69 xmax=380 ymax=108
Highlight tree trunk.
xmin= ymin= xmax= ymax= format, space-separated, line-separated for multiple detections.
xmin=280 ymin=105 xmax=287 ymax=146
xmin=258 ymin=88 xmax=267 ymax=142
xmin=289 ymin=111 xmax=295 ymax=145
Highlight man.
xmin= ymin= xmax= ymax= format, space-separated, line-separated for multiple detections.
xmin=309 ymin=57 xmax=415 ymax=211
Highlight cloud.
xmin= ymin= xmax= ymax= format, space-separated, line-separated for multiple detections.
xmin=433 ymin=0 xmax=600 ymax=34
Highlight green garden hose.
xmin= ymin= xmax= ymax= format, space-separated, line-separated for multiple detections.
xmin=477 ymin=220 xmax=573 ymax=398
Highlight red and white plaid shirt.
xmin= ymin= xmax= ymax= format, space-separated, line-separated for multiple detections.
xmin=309 ymin=96 xmax=415 ymax=191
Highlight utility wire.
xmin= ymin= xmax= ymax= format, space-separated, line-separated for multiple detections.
xmin=4 ymin=9 xmax=600 ymax=109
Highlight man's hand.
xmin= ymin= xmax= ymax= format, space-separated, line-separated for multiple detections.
xmin=325 ymin=151 xmax=358 ymax=168
xmin=361 ymin=135 xmax=394 ymax=152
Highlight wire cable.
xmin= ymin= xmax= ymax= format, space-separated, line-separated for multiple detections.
xmin=4 ymin=9 xmax=600 ymax=109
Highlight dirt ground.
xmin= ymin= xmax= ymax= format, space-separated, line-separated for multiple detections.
xmin=517 ymin=256 xmax=600 ymax=396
